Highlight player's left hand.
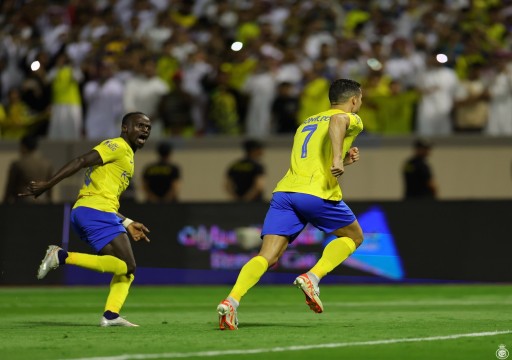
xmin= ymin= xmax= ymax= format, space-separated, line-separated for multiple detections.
xmin=344 ymin=147 xmax=360 ymax=165
xmin=127 ymin=222 xmax=150 ymax=243
xmin=331 ymin=157 xmax=345 ymax=178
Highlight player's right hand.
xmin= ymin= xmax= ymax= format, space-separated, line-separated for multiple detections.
xmin=127 ymin=222 xmax=151 ymax=243
xmin=18 ymin=181 xmax=50 ymax=198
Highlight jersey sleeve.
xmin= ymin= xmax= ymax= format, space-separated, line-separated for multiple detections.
xmin=93 ymin=139 xmax=124 ymax=164
xmin=348 ymin=113 xmax=363 ymax=131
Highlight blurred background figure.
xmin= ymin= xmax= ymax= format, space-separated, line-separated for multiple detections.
xmin=181 ymin=50 xmax=212 ymax=135
xmin=453 ymin=63 xmax=489 ymax=133
xmin=124 ymin=56 xmax=169 ymax=138
xmin=158 ymin=71 xmax=193 ymax=137
xmin=46 ymin=53 xmax=83 ymax=140
xmin=83 ymin=60 xmax=125 ymax=139
xmin=20 ymin=51 xmax=52 ymax=138
xmin=205 ymin=69 xmax=240 ymax=135
xmin=402 ymin=139 xmax=437 ymax=200
xmin=376 ymin=80 xmax=418 ymax=135
xmin=0 ymin=88 xmax=40 ymax=139
xmin=3 ymin=135 xmax=53 ymax=204
xmin=225 ymin=139 xmax=265 ymax=202
xmin=142 ymin=141 xmax=181 ymax=203
xmin=357 ymin=70 xmax=391 ymax=134
xmin=271 ymin=81 xmax=299 ymax=134
xmin=242 ymin=58 xmax=276 ymax=138
xmin=297 ymin=62 xmax=331 ymax=127
xmin=486 ymin=52 xmax=512 ymax=136
xmin=415 ymin=52 xmax=458 ymax=136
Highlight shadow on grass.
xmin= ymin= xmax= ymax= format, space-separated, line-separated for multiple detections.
xmin=214 ymin=322 xmax=311 ymax=330
xmin=19 ymin=321 xmax=96 ymax=327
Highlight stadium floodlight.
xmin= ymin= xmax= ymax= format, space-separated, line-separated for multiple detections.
xmin=436 ymin=53 xmax=448 ymax=64
xmin=31 ymin=61 xmax=41 ymax=71
xmin=231 ymin=41 xmax=243 ymax=51
xmin=367 ymin=58 xmax=382 ymax=71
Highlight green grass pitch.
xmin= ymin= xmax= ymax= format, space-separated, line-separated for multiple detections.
xmin=1 ymin=284 xmax=511 ymax=360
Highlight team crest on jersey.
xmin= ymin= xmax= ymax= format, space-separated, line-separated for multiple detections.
xmin=121 ymin=171 xmax=131 ymax=181
xmin=121 ymin=171 xmax=132 ymax=187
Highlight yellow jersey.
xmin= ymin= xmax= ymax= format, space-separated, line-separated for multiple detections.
xmin=273 ymin=109 xmax=363 ymax=200
xmin=73 ymin=137 xmax=134 ymax=213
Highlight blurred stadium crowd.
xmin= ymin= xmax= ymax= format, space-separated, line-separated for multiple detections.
xmin=0 ymin=0 xmax=511 ymax=140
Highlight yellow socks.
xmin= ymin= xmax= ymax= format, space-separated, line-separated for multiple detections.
xmin=65 ymin=252 xmax=127 ymax=275
xmin=225 ymin=238 xmax=355 ymax=305
xmin=310 ymin=237 xmax=356 ymax=280
xmin=104 ymin=274 xmax=135 ymax=314
xmin=64 ymin=252 xmax=133 ymax=315
xmin=229 ymin=255 xmax=269 ymax=302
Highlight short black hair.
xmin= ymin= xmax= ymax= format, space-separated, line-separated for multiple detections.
xmin=122 ymin=112 xmax=148 ymax=125
xmin=329 ymin=79 xmax=361 ymax=104
xmin=157 ymin=141 xmax=173 ymax=157
xmin=243 ymin=139 xmax=263 ymax=154
xmin=20 ymin=135 xmax=39 ymax=151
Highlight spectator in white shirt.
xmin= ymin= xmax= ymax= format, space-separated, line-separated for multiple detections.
xmin=416 ymin=53 xmax=458 ymax=136
xmin=124 ymin=56 xmax=169 ymax=137
xmin=84 ymin=61 xmax=125 ymax=139
xmin=486 ymin=54 xmax=512 ymax=136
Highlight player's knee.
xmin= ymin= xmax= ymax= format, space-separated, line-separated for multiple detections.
xmin=126 ymin=261 xmax=137 ymax=275
xmin=352 ymin=232 xmax=364 ymax=248
xmin=267 ymin=255 xmax=279 ymax=267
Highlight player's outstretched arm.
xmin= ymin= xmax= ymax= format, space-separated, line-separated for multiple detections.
xmin=18 ymin=150 xmax=103 ymax=198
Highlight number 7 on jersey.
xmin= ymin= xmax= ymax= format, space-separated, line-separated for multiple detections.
xmin=301 ymin=124 xmax=318 ymax=158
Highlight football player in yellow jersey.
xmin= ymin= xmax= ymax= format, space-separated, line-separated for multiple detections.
xmin=217 ymin=79 xmax=364 ymax=330
xmin=20 ymin=112 xmax=151 ymax=327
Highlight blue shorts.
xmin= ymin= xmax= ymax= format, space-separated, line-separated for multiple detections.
xmin=70 ymin=206 xmax=126 ymax=253
xmin=261 ymin=192 xmax=356 ymax=242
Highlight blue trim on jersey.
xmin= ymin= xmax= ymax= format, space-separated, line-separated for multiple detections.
xmin=70 ymin=206 xmax=126 ymax=253
xmin=261 ymin=192 xmax=356 ymax=241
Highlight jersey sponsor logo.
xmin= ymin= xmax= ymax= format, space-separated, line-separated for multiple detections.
xmin=103 ymin=140 xmax=119 ymax=152
xmin=303 ymin=114 xmax=330 ymax=124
